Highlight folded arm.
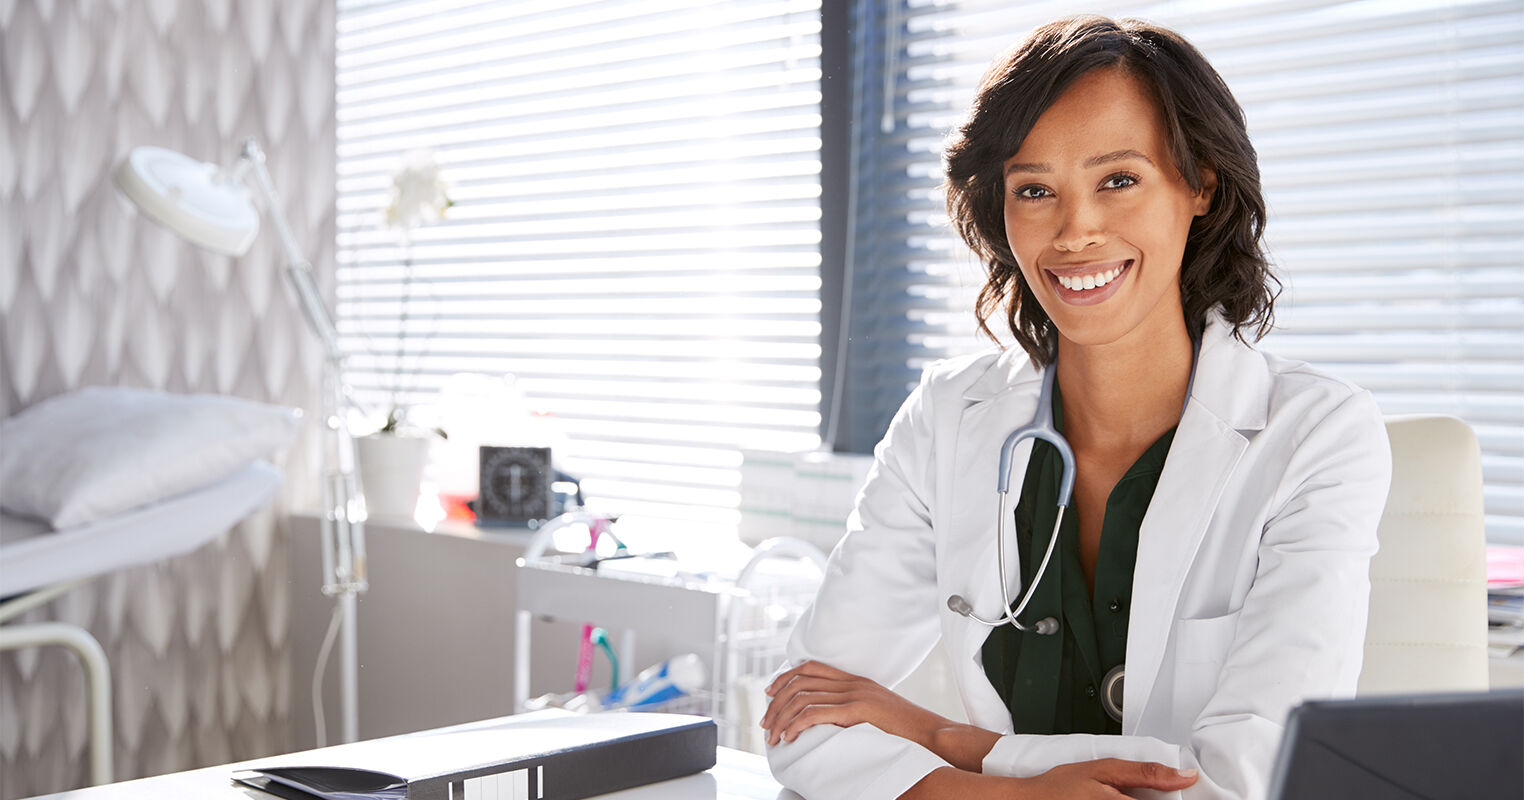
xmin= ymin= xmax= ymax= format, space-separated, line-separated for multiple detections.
xmin=764 ymin=660 xmax=1197 ymax=798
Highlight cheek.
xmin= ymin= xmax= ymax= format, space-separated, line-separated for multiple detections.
xmin=1129 ymin=229 xmax=1190 ymax=298
xmin=1157 ymin=191 xmax=1203 ymax=247
xmin=1123 ymin=196 xmax=1195 ymax=265
xmin=1002 ymin=219 xmax=1041 ymax=285
xmin=1002 ymin=203 xmax=1019 ymax=248
xmin=1012 ymin=258 xmax=1042 ymax=294
xmin=1003 ymin=207 xmax=1041 ymax=262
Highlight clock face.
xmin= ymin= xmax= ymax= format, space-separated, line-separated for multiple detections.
xmin=478 ymin=446 xmax=552 ymax=525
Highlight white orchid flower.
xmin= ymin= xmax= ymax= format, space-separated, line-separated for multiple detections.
xmin=384 ymin=149 xmax=453 ymax=230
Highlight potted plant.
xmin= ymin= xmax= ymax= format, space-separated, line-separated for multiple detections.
xmin=356 ymin=151 xmax=452 ymax=520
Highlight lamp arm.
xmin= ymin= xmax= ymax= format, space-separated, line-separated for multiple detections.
xmin=238 ymin=139 xmax=343 ymax=363
xmin=235 ymin=138 xmax=366 ymax=744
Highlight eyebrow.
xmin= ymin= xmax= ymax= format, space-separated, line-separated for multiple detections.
xmin=1004 ymin=149 xmax=1157 ymax=177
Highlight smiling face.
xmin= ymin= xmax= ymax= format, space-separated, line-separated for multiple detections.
xmin=1003 ymin=67 xmax=1214 ymax=351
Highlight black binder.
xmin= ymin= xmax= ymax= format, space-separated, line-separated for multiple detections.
xmin=233 ymin=710 xmax=717 ymax=800
xmin=1267 ymin=689 xmax=1524 ymax=800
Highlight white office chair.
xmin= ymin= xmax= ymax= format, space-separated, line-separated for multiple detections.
xmin=1357 ymin=415 xmax=1490 ymax=695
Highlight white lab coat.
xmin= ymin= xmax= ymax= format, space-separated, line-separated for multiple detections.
xmin=766 ymin=314 xmax=1391 ymax=800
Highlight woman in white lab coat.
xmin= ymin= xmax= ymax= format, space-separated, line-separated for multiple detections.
xmin=760 ymin=16 xmax=1390 ymax=800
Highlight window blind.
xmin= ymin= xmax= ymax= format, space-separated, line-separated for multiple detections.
xmin=845 ymin=0 xmax=1524 ymax=543
xmin=335 ymin=0 xmax=824 ymax=532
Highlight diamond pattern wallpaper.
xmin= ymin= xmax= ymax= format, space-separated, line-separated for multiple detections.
xmin=0 ymin=0 xmax=335 ymax=796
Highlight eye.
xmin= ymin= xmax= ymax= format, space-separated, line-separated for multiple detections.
xmin=1013 ymin=184 xmax=1051 ymax=201
xmin=1101 ymin=173 xmax=1139 ymax=191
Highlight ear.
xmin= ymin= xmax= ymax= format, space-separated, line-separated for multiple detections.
xmin=1193 ymin=165 xmax=1217 ymax=216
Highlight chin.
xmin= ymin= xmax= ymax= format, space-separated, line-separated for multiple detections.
xmin=1047 ymin=303 xmax=1180 ymax=352
xmin=1051 ymin=321 xmax=1135 ymax=350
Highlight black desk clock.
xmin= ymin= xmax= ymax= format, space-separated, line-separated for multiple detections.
xmin=477 ymin=445 xmax=553 ymax=527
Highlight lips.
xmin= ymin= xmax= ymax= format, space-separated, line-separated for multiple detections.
xmin=1045 ymin=259 xmax=1132 ymax=307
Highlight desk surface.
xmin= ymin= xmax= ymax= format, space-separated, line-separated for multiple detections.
xmin=28 ymin=745 xmax=795 ymax=800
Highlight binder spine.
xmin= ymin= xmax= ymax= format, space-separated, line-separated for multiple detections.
xmin=412 ymin=720 xmax=717 ymax=800
xmin=441 ymin=764 xmax=542 ymax=800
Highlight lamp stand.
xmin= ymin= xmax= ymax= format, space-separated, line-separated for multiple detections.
xmin=239 ymin=139 xmax=368 ymax=745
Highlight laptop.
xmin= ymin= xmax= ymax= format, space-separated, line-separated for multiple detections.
xmin=1267 ymin=689 xmax=1523 ymax=800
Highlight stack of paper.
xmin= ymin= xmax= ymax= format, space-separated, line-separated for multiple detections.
xmin=1486 ymin=546 xmax=1524 ymax=658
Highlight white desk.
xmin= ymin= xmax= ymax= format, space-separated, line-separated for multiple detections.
xmin=26 ymin=743 xmax=795 ymax=800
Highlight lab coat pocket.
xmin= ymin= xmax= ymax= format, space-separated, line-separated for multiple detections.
xmin=1170 ymin=610 xmax=1241 ymax=726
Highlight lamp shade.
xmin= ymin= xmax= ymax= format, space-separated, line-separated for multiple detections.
xmin=114 ymin=146 xmax=259 ymax=256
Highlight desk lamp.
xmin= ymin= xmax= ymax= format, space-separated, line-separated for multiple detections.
xmin=115 ymin=139 xmax=367 ymax=744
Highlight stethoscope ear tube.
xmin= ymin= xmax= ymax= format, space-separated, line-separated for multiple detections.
xmin=946 ymin=491 xmax=1065 ymax=636
xmin=964 ymin=363 xmax=1075 ymax=638
xmin=947 ymin=593 xmax=1058 ymax=634
xmin=996 ymin=366 xmax=1075 ymax=506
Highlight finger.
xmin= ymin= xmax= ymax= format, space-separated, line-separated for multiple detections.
xmin=764 ymin=662 xmax=810 ymax=697
xmin=762 ymin=688 xmax=871 ymax=746
xmin=1094 ymin=759 xmax=1199 ymax=791
xmin=764 ymin=688 xmax=848 ymax=744
xmin=760 ymin=675 xmax=858 ymax=727
xmin=765 ymin=660 xmax=855 ymax=696
xmin=772 ymin=697 xmax=868 ymax=745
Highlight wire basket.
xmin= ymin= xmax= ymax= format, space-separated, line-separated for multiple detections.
xmin=716 ymin=538 xmax=828 ymax=753
xmin=513 ymin=520 xmax=827 ymax=752
xmin=618 ymin=688 xmax=714 ymax=717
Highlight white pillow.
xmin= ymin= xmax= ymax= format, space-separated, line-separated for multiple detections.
xmin=0 ymin=387 xmax=302 ymax=529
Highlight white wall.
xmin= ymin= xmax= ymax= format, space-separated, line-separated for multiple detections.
xmin=0 ymin=1 xmax=336 ymax=796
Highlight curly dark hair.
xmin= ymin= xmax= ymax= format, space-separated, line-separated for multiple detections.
xmin=944 ymin=15 xmax=1278 ymax=365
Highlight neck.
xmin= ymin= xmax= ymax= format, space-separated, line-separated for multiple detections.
xmin=1054 ymin=319 xmax=1194 ymax=452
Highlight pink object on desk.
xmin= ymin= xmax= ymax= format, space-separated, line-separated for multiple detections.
xmin=574 ymin=517 xmax=615 ymax=693
xmin=575 ymin=624 xmax=596 ymax=693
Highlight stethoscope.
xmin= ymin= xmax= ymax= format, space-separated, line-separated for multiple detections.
xmin=946 ymin=341 xmax=1198 ymax=724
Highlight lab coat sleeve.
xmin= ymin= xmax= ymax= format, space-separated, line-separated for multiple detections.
xmin=982 ymin=389 xmax=1391 ymax=800
xmin=766 ymin=369 xmax=954 ymax=800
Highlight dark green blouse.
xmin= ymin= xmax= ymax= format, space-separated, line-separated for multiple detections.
xmin=981 ymin=385 xmax=1176 ymax=735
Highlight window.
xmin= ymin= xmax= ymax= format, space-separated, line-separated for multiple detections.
xmin=842 ymin=0 xmax=1524 ymax=543
xmin=335 ymin=0 xmax=825 ymax=533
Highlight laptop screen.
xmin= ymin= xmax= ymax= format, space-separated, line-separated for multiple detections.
xmin=1267 ymin=689 xmax=1523 ymax=800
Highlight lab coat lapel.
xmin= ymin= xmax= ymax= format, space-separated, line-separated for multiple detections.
xmin=1123 ymin=318 xmax=1269 ymax=733
xmin=946 ymin=354 xmax=1044 ymax=677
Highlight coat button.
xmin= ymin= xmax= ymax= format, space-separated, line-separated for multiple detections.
xmin=1086 ymin=685 xmax=1097 ymax=698
xmin=1108 ymin=598 xmax=1122 ymax=613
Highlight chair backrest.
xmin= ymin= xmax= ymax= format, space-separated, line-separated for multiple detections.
xmin=1357 ymin=415 xmax=1489 ymax=694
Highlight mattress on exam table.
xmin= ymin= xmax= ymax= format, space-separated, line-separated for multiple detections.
xmin=0 ymin=460 xmax=282 ymax=598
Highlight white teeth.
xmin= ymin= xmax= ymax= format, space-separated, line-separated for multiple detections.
xmin=1056 ymin=265 xmax=1123 ymax=291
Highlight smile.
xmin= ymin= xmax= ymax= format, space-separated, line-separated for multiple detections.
xmin=1056 ymin=265 xmax=1123 ymax=290
xmin=1046 ymin=260 xmax=1132 ymax=306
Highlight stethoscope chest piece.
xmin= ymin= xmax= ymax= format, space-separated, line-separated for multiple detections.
xmin=1101 ymin=664 xmax=1125 ymax=724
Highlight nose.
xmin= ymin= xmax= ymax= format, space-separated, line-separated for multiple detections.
xmin=1052 ymin=197 xmax=1105 ymax=252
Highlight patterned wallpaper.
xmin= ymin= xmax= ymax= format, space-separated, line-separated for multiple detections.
xmin=0 ymin=1 xmax=335 ymax=796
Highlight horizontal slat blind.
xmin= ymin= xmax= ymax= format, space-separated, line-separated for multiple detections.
xmin=848 ymin=0 xmax=1524 ymax=543
xmin=336 ymin=0 xmax=824 ymax=530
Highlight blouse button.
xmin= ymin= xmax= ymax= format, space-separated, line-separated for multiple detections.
xmin=1108 ymin=598 xmax=1122 ymax=613
xmin=1086 ymin=685 xmax=1097 ymax=698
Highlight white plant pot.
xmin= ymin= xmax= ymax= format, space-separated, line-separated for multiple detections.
xmin=356 ymin=434 xmax=432 ymax=520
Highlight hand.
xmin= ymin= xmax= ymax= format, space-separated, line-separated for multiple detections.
xmin=760 ymin=661 xmax=947 ymax=750
xmin=900 ymin=760 xmax=1198 ymax=799
xmin=1018 ymin=759 xmax=1198 ymax=799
